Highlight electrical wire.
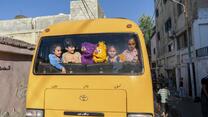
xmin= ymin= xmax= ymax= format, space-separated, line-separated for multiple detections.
xmin=80 ymin=0 xmax=92 ymax=19
xmin=79 ymin=4 xmax=89 ymax=18
xmin=82 ymin=0 xmax=96 ymax=18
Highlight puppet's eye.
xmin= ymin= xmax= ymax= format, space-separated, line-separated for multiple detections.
xmin=98 ymin=49 xmax=102 ymax=53
xmin=81 ymin=47 xmax=86 ymax=51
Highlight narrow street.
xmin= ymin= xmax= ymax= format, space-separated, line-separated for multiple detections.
xmin=154 ymin=86 xmax=203 ymax=117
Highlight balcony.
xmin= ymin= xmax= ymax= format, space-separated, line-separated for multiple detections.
xmin=196 ymin=46 xmax=208 ymax=57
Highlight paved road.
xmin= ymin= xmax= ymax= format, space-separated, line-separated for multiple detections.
xmin=154 ymin=95 xmax=203 ymax=117
xmin=168 ymin=97 xmax=202 ymax=117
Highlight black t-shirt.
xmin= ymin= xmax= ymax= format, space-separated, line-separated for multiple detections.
xmin=201 ymin=77 xmax=208 ymax=94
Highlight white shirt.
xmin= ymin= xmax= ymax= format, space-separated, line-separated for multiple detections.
xmin=157 ymin=88 xmax=170 ymax=103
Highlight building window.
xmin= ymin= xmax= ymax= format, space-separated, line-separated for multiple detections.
xmin=177 ymin=31 xmax=188 ymax=50
xmin=196 ymin=46 xmax=208 ymax=57
xmin=168 ymin=43 xmax=174 ymax=52
xmin=163 ymin=0 xmax=167 ymax=4
xmin=154 ymin=48 xmax=156 ymax=54
xmin=152 ymin=63 xmax=156 ymax=68
xmin=165 ymin=18 xmax=172 ymax=32
xmin=157 ymin=32 xmax=160 ymax=40
xmin=156 ymin=9 xmax=159 ymax=17
xmin=177 ymin=0 xmax=183 ymax=16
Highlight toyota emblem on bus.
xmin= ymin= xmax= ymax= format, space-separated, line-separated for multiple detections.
xmin=79 ymin=95 xmax=88 ymax=101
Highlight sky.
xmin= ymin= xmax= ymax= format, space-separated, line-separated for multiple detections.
xmin=0 ymin=0 xmax=154 ymax=23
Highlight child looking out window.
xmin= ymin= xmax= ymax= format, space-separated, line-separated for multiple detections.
xmin=49 ymin=44 xmax=66 ymax=73
xmin=62 ymin=41 xmax=81 ymax=64
xmin=107 ymin=46 xmax=120 ymax=63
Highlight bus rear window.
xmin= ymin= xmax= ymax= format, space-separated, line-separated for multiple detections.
xmin=34 ymin=33 xmax=143 ymax=75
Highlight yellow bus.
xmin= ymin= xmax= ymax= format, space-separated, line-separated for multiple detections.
xmin=26 ymin=18 xmax=154 ymax=117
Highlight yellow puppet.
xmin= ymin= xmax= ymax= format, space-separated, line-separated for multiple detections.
xmin=93 ymin=41 xmax=107 ymax=63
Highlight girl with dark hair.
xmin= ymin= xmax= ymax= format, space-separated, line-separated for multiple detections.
xmin=48 ymin=44 xmax=66 ymax=73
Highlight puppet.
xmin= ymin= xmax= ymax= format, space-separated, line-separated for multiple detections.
xmin=93 ymin=41 xmax=107 ymax=63
xmin=81 ymin=42 xmax=96 ymax=64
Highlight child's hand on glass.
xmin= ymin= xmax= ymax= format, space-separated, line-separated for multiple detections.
xmin=61 ymin=67 xmax=66 ymax=74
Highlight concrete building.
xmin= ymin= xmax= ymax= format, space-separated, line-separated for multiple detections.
xmin=192 ymin=8 xmax=208 ymax=96
xmin=0 ymin=0 xmax=104 ymax=44
xmin=154 ymin=0 xmax=208 ymax=97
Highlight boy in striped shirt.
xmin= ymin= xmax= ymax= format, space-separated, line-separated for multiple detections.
xmin=157 ymin=84 xmax=170 ymax=117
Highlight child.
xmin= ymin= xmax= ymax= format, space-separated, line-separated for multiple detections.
xmin=48 ymin=44 xmax=66 ymax=73
xmin=107 ymin=46 xmax=120 ymax=63
xmin=122 ymin=38 xmax=139 ymax=63
xmin=62 ymin=41 xmax=81 ymax=64
xmin=157 ymin=84 xmax=170 ymax=117
xmin=179 ymin=77 xmax=185 ymax=98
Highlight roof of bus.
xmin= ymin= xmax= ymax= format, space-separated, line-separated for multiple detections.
xmin=40 ymin=18 xmax=141 ymax=37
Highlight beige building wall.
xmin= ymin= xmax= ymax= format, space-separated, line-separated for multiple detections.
xmin=0 ymin=14 xmax=70 ymax=44
xmin=0 ymin=52 xmax=32 ymax=116
xmin=70 ymin=0 xmax=104 ymax=20
xmin=0 ymin=0 xmax=104 ymax=45
xmin=0 ymin=39 xmax=34 ymax=116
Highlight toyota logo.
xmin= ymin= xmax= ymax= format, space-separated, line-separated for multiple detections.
xmin=79 ymin=95 xmax=88 ymax=101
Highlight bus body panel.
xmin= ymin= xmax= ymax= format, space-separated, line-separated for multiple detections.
xmin=27 ymin=75 xmax=153 ymax=113
xmin=45 ymin=89 xmax=126 ymax=112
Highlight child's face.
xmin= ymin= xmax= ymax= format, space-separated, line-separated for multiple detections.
xmin=54 ymin=46 xmax=62 ymax=57
xmin=66 ymin=46 xmax=75 ymax=54
xmin=108 ymin=47 xmax=117 ymax=58
xmin=128 ymin=39 xmax=136 ymax=51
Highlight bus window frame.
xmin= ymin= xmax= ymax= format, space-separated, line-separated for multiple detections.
xmin=32 ymin=32 xmax=145 ymax=76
